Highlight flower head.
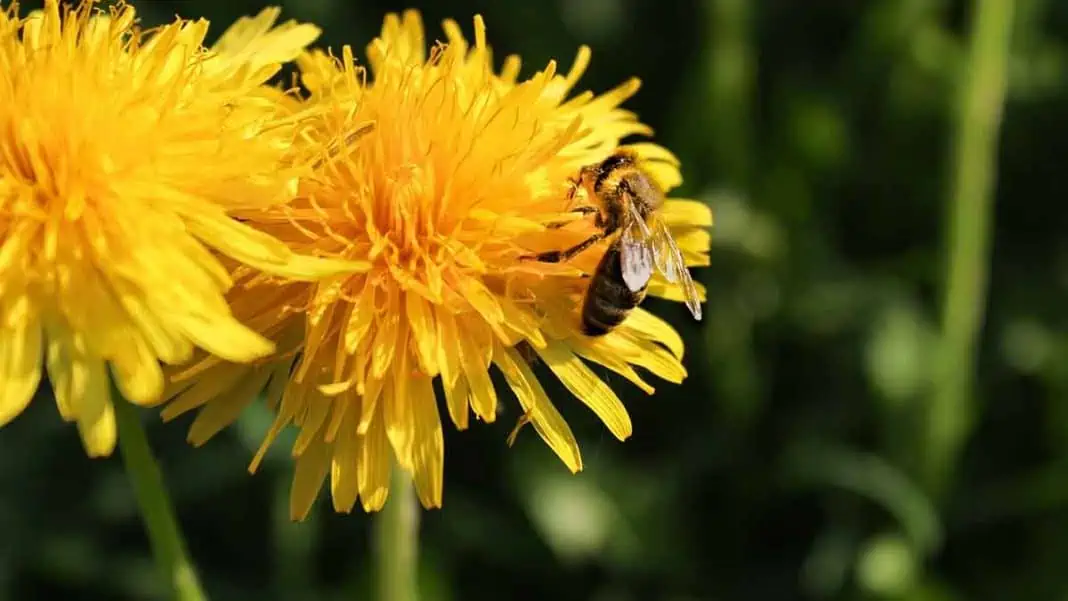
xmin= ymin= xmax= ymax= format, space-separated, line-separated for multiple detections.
xmin=0 ymin=0 xmax=357 ymax=456
xmin=164 ymin=10 xmax=711 ymax=518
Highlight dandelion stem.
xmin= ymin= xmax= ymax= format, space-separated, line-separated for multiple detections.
xmin=374 ymin=468 xmax=420 ymax=601
xmin=115 ymin=398 xmax=208 ymax=601
xmin=926 ymin=0 xmax=1014 ymax=496
xmin=708 ymin=0 xmax=754 ymax=189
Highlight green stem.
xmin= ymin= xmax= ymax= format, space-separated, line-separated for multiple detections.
xmin=926 ymin=0 xmax=1014 ymax=496
xmin=704 ymin=0 xmax=761 ymax=430
xmin=374 ymin=467 xmax=420 ymax=601
xmin=708 ymin=0 xmax=754 ymax=189
xmin=114 ymin=399 xmax=208 ymax=601
xmin=272 ymin=475 xmax=317 ymax=596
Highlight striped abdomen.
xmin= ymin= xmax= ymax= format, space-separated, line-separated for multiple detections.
xmin=581 ymin=239 xmax=648 ymax=336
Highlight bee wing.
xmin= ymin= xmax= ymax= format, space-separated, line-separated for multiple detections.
xmin=619 ymin=219 xmax=655 ymax=292
xmin=627 ymin=201 xmax=676 ymax=281
xmin=628 ymin=201 xmax=654 ymax=238
xmin=655 ymin=231 xmax=680 ymax=283
xmin=623 ymin=201 xmax=664 ymax=283
xmin=654 ymin=219 xmax=702 ymax=320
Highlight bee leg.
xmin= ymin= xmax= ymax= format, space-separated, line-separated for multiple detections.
xmin=566 ymin=176 xmax=581 ymax=200
xmin=545 ymin=205 xmax=600 ymax=230
xmin=592 ymin=210 xmax=607 ymax=229
xmin=523 ymin=231 xmax=606 ymax=263
xmin=506 ymin=412 xmax=532 ymax=447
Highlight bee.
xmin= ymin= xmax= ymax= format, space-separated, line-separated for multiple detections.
xmin=527 ymin=149 xmax=703 ymax=336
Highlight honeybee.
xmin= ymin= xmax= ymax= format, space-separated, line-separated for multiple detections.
xmin=507 ymin=151 xmax=704 ymax=446
xmin=528 ymin=149 xmax=703 ymax=336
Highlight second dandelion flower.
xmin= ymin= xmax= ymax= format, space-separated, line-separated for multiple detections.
xmin=165 ymin=10 xmax=712 ymax=519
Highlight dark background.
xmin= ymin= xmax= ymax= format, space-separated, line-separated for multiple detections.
xmin=3 ymin=1 xmax=1065 ymax=600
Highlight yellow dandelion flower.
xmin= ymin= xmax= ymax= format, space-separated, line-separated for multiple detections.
xmin=0 ymin=1 xmax=362 ymax=457
xmin=164 ymin=10 xmax=712 ymax=519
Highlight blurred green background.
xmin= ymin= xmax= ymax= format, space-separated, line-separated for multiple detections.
xmin=2 ymin=0 xmax=1061 ymax=599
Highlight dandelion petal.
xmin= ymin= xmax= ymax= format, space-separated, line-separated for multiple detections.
xmin=186 ymin=370 xmax=269 ymax=445
xmin=405 ymin=294 xmax=439 ymax=376
xmin=174 ymin=313 xmax=275 ymax=364
xmin=182 ymin=211 xmax=291 ymax=270
xmin=536 ymin=343 xmax=632 ymax=441
xmin=330 ymin=414 xmax=362 ymax=513
xmin=74 ymin=357 xmax=117 ymax=458
xmin=0 ymin=314 xmax=42 ymax=426
xmin=495 ymin=346 xmax=581 ymax=473
xmin=661 ymin=199 xmax=714 ymax=228
xmin=409 ymin=377 xmax=444 ymax=508
xmin=459 ymin=323 xmax=497 ymax=422
xmin=443 ymin=374 xmax=471 ymax=431
xmin=435 ymin=312 xmax=462 ymax=389
xmin=109 ymin=335 xmax=165 ymax=406
xmin=359 ymin=405 xmax=391 ymax=512
xmin=211 ymin=7 xmax=322 ymax=69
xmin=290 ymin=439 xmax=332 ymax=521
xmin=622 ymin=309 xmax=686 ymax=360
